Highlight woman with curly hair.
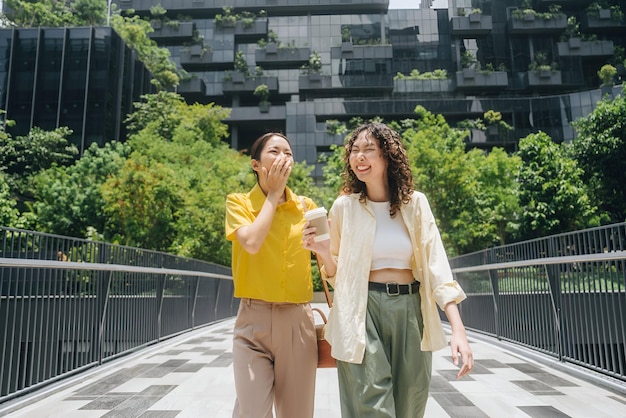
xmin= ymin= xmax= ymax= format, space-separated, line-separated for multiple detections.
xmin=304 ymin=122 xmax=473 ymax=418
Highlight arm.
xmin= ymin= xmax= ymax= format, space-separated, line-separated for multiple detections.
xmin=443 ymin=302 xmax=473 ymax=379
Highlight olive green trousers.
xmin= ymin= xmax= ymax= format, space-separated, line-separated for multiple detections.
xmin=337 ymin=290 xmax=432 ymax=418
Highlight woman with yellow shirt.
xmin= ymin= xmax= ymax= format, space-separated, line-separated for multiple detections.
xmin=225 ymin=132 xmax=318 ymax=418
xmin=304 ymin=123 xmax=473 ymax=418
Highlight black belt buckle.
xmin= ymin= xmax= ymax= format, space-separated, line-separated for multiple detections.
xmin=385 ymin=282 xmax=400 ymax=296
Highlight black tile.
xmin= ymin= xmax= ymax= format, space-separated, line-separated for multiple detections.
xmin=609 ymin=395 xmax=626 ymax=405
xmin=429 ymin=375 xmax=455 ymax=392
xmin=175 ymin=363 xmax=205 ymax=372
xmin=203 ymin=348 xmax=226 ymax=356
xmin=103 ymin=396 xmax=162 ymax=417
xmin=512 ymin=380 xmax=562 ymax=395
xmin=507 ymin=362 xmax=545 ymax=374
xmin=442 ymin=405 xmax=490 ymax=418
xmin=478 ymin=359 xmax=509 ymax=368
xmin=79 ymin=394 xmax=132 ymax=410
xmin=140 ymin=385 xmax=177 ymax=396
xmin=437 ymin=369 xmax=476 ymax=381
xmin=208 ymin=353 xmax=232 ymax=367
xmin=518 ymin=405 xmax=572 ymax=418
xmin=431 ymin=392 xmax=475 ymax=407
xmin=139 ymin=412 xmax=181 ymax=418
xmin=528 ymin=372 xmax=577 ymax=387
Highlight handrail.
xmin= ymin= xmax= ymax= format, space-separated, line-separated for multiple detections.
xmin=451 ymin=251 xmax=626 ymax=273
xmin=0 ymin=257 xmax=233 ymax=279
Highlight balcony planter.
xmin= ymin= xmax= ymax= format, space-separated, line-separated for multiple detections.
xmin=308 ymin=71 xmax=321 ymax=81
xmin=557 ymin=40 xmax=614 ymax=57
xmin=258 ymin=101 xmax=271 ymax=113
xmin=149 ymin=21 xmax=194 ymax=43
xmin=177 ymin=77 xmax=205 ymax=94
xmin=393 ymin=78 xmax=453 ymax=94
xmin=341 ymin=42 xmax=353 ymax=53
xmin=583 ymin=10 xmax=625 ymax=30
xmin=568 ymin=37 xmax=581 ymax=49
xmin=234 ymin=19 xmax=268 ymax=42
xmin=255 ymin=47 xmax=310 ymax=69
xmin=265 ymin=42 xmax=277 ymax=54
xmin=223 ymin=76 xmax=278 ymax=93
xmin=509 ymin=14 xmax=567 ymax=34
xmin=462 ymin=68 xmax=476 ymax=79
xmin=526 ymin=70 xmax=562 ymax=86
xmin=451 ymin=15 xmax=493 ymax=36
xmin=455 ymin=71 xmax=508 ymax=89
xmin=231 ymin=71 xmax=245 ymax=83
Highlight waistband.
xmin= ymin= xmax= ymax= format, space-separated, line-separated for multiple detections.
xmin=368 ymin=281 xmax=420 ymax=295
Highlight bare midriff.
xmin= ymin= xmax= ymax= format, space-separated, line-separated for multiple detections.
xmin=369 ymin=268 xmax=414 ymax=285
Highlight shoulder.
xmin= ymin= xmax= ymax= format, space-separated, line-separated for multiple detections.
xmin=331 ymin=193 xmax=360 ymax=211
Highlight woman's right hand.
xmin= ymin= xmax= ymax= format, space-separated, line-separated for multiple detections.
xmin=263 ymin=154 xmax=292 ymax=198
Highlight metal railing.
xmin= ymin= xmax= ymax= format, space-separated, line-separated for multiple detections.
xmin=450 ymin=222 xmax=626 ymax=383
xmin=0 ymin=227 xmax=237 ymax=403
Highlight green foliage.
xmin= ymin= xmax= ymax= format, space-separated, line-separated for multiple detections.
xmin=597 ymin=64 xmax=617 ymax=86
xmin=529 ymin=52 xmax=558 ymax=72
xmin=0 ymin=126 xmax=78 ymax=205
xmin=253 ymin=84 xmax=270 ymax=104
xmin=586 ymin=1 xmax=624 ymax=22
xmin=31 ymin=141 xmax=130 ymax=238
xmin=302 ymin=51 xmax=322 ymax=74
xmin=515 ymin=132 xmax=601 ymax=240
xmin=394 ymin=69 xmax=448 ymax=80
xmin=111 ymin=12 xmax=180 ymax=90
xmin=233 ymin=50 xmax=249 ymax=76
xmin=0 ymin=172 xmax=19 ymax=226
xmin=571 ymin=87 xmax=626 ymax=223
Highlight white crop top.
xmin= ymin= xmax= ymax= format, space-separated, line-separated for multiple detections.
xmin=369 ymin=201 xmax=412 ymax=271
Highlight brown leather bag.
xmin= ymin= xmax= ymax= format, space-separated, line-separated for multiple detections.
xmin=300 ymin=196 xmax=336 ymax=368
xmin=312 ymin=255 xmax=335 ymax=368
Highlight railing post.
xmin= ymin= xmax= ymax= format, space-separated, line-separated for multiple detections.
xmin=546 ymin=236 xmax=563 ymax=361
xmin=97 ymin=270 xmax=113 ymax=366
xmin=488 ymin=269 xmax=501 ymax=340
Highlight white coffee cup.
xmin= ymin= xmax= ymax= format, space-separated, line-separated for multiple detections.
xmin=304 ymin=207 xmax=330 ymax=242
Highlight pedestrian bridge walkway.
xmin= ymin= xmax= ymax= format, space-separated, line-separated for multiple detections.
xmin=1 ymin=304 xmax=624 ymax=418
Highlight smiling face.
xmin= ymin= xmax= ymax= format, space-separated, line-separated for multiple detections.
xmin=251 ymin=134 xmax=294 ymax=177
xmin=348 ymin=130 xmax=388 ymax=187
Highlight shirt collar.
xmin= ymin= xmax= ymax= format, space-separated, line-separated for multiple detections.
xmin=249 ymin=184 xmax=298 ymax=213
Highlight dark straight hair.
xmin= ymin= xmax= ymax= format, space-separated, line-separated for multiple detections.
xmin=249 ymin=132 xmax=291 ymax=161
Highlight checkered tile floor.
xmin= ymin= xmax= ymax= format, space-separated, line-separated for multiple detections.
xmin=2 ymin=304 xmax=625 ymax=418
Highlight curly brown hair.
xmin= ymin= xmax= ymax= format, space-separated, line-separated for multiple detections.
xmin=341 ymin=123 xmax=414 ymax=217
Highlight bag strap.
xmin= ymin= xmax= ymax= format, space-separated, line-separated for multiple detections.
xmin=300 ymin=196 xmax=333 ymax=309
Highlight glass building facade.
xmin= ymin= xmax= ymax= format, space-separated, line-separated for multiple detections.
xmin=0 ymin=26 xmax=154 ymax=153
xmin=4 ymin=1 xmax=624 ymax=176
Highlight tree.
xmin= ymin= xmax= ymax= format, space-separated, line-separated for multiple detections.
xmin=31 ymin=141 xmax=130 ymax=238
xmin=0 ymin=172 xmax=19 ymax=227
xmin=571 ymin=88 xmax=626 ymax=222
xmin=3 ymin=0 xmax=74 ymax=27
xmin=111 ymin=12 xmax=180 ymax=90
xmin=515 ymin=131 xmax=601 ymax=239
xmin=72 ymin=0 xmax=108 ymax=26
xmin=0 ymin=126 xmax=78 ymax=205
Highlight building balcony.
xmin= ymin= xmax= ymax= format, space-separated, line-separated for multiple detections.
xmin=455 ymin=70 xmax=509 ymax=90
xmin=298 ymin=74 xmax=393 ymax=96
xmin=525 ymin=70 xmax=563 ymax=87
xmin=179 ymin=47 xmax=232 ymax=71
xmin=148 ymin=21 xmax=194 ymax=44
xmin=450 ymin=14 xmax=493 ymax=37
xmin=508 ymin=14 xmax=567 ymax=34
xmin=176 ymin=77 xmax=205 ymax=94
xmin=234 ymin=19 xmax=268 ymax=43
xmin=226 ymin=104 xmax=286 ymax=122
xmin=222 ymin=76 xmax=278 ymax=94
xmin=583 ymin=9 xmax=626 ymax=31
xmin=393 ymin=78 xmax=454 ymax=95
xmin=330 ymin=44 xmax=393 ymax=60
xmin=556 ymin=39 xmax=614 ymax=57
xmin=255 ymin=47 xmax=310 ymax=69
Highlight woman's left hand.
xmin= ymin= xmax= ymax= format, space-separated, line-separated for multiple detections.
xmin=450 ymin=332 xmax=473 ymax=379
xmin=302 ymin=221 xmax=330 ymax=254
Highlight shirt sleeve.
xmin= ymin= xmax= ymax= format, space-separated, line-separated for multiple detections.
xmin=320 ymin=196 xmax=344 ymax=287
xmin=225 ymin=193 xmax=253 ymax=241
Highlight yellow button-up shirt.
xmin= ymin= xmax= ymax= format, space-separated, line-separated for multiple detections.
xmin=322 ymin=192 xmax=466 ymax=363
xmin=225 ymin=184 xmax=316 ymax=303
